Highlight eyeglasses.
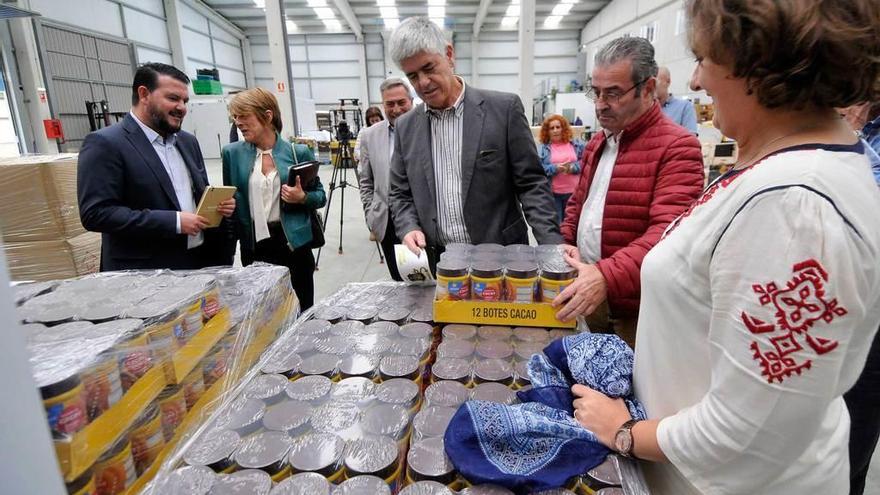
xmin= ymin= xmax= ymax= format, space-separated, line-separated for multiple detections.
xmin=586 ymin=78 xmax=650 ymax=104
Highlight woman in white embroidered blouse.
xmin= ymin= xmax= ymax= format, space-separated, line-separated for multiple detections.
xmin=569 ymin=1 xmax=880 ymax=493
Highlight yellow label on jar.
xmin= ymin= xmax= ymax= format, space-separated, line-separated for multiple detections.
xmin=118 ymin=332 xmax=152 ymax=391
xmin=94 ymin=442 xmax=136 ymax=495
xmin=435 ymin=274 xmax=471 ymax=301
xmin=82 ymin=358 xmax=123 ymax=420
xmin=505 ymin=276 xmax=539 ymax=303
xmin=540 ymin=277 xmax=574 ymax=302
xmin=43 ymin=382 xmax=89 ymax=436
xmin=130 ymin=410 xmax=164 ymax=476
xmin=472 ymin=276 xmax=503 ymax=302
xmin=182 ymin=369 xmax=206 ymax=410
xmin=158 ymin=388 xmax=187 ymax=442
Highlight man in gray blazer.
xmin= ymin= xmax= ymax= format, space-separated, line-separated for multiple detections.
xmin=387 ymin=17 xmax=561 ymax=257
xmin=358 ymin=77 xmax=414 ymax=280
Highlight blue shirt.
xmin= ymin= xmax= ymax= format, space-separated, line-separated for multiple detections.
xmin=661 ymin=96 xmax=698 ymax=135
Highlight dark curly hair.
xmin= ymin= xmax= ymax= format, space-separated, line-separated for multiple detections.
xmin=686 ymin=0 xmax=880 ymax=110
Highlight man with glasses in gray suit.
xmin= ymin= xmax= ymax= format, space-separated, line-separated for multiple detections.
xmin=387 ymin=17 xmax=561 ymax=261
xmin=358 ymin=77 xmax=414 ymax=280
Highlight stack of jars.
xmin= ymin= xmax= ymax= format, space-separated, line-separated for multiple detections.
xmin=434 ymin=244 xmax=578 ymax=303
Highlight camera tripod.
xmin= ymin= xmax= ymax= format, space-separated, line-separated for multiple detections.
xmin=314 ymin=138 xmax=386 ymax=269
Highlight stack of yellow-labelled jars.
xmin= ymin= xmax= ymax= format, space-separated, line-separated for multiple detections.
xmin=435 ymin=244 xmax=577 ymax=304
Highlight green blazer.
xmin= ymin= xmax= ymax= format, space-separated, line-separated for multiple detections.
xmin=221 ymin=134 xmax=326 ymax=251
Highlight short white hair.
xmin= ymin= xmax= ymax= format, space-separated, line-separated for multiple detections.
xmin=389 ymin=17 xmax=448 ymax=68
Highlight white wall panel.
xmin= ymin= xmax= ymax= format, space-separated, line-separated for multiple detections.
xmin=479 ymin=75 xmax=518 ymax=90
xmin=119 ymin=0 xmax=165 ymax=16
xmin=178 ymin=1 xmax=209 ymax=32
xmin=137 ymin=46 xmax=172 ymax=64
xmin=182 ymin=29 xmax=213 ymax=63
xmin=28 ymin=0 xmax=124 ymax=37
xmin=476 ymin=58 xmax=517 ymax=75
xmin=306 ymin=34 xmax=357 ymax=44
xmin=535 ymin=39 xmax=577 ymax=57
xmin=535 ymin=57 xmax=578 ymax=74
xmin=213 ymin=39 xmax=244 ymax=70
xmin=310 ymin=79 xmax=361 ymax=104
xmin=291 ymin=62 xmax=309 ymax=78
xmin=217 ymin=68 xmax=246 ymax=89
xmin=309 ymin=61 xmax=360 ymax=78
xmin=307 ymin=43 xmax=360 ymax=62
xmin=209 ymin=21 xmax=239 ymax=45
xmin=253 ymin=61 xmax=272 ymax=79
xmin=256 ymin=77 xmax=273 ymax=92
xmin=251 ymin=44 xmax=270 ymax=62
xmin=123 ymin=7 xmax=170 ymax=49
xmin=365 ymin=43 xmax=384 ymax=60
xmin=290 ymin=45 xmax=308 ymax=61
xmin=367 ymin=60 xmax=384 ymax=76
xmin=293 ymin=79 xmax=311 ymax=99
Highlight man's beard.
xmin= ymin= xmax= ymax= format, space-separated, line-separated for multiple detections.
xmin=148 ymin=103 xmax=183 ymax=136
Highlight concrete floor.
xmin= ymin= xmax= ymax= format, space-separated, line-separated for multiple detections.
xmin=205 ymin=157 xmax=880 ymax=494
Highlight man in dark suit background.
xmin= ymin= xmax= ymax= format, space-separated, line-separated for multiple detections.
xmin=77 ymin=63 xmax=235 ymax=271
xmin=387 ymin=17 xmax=561 ymax=256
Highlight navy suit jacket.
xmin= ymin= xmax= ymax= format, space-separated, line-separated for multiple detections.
xmin=77 ymin=113 xmax=229 ymax=271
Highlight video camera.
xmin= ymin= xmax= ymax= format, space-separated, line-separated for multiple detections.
xmin=335 ymin=120 xmax=353 ymax=143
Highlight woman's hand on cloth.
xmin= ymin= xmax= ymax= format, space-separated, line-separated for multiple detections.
xmin=281 ymin=176 xmax=307 ymax=204
xmin=552 ymin=247 xmax=608 ymax=321
xmin=216 ymin=198 xmax=236 ymax=218
xmin=572 ymin=384 xmax=631 ymax=448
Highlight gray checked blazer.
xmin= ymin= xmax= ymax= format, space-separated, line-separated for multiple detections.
xmin=388 ymin=85 xmax=562 ymax=247
xmin=357 ymin=119 xmax=394 ymax=241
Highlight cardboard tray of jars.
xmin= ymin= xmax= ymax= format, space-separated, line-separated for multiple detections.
xmin=144 ymin=282 xmax=649 ymax=495
xmin=433 ymin=243 xmax=577 ymax=329
xmin=13 ymin=263 xmax=297 ymax=490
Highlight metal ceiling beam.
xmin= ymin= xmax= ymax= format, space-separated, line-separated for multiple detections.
xmin=331 ymin=0 xmax=364 ymax=42
xmin=473 ymin=0 xmax=493 ymax=36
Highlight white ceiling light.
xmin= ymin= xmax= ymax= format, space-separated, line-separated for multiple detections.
xmin=314 ymin=7 xmax=335 ymax=18
xmin=505 ymin=4 xmax=519 ymax=16
xmin=323 ymin=18 xmax=342 ymax=29
xmin=384 ymin=17 xmax=400 ymax=29
xmin=285 ymin=19 xmax=297 ymax=31
xmin=307 ymin=0 xmax=326 ymax=6
xmin=544 ymin=15 xmax=562 ymax=28
xmin=376 ymin=0 xmax=395 ymax=5
xmin=501 ymin=16 xmax=518 ymax=27
xmin=431 ymin=17 xmax=444 ymax=27
xmin=427 ymin=0 xmax=446 ymax=4
xmin=428 ymin=6 xmax=444 ymax=18
xmin=551 ymin=3 xmax=573 ymax=15
xmin=379 ymin=6 xmax=399 ymax=18
xmin=252 ymin=0 xmax=265 ymax=8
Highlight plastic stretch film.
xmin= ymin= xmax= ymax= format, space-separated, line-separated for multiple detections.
xmin=0 ymin=154 xmax=101 ymax=281
xmin=143 ymin=282 xmax=649 ymax=494
xmin=17 ymin=262 xmax=298 ymax=494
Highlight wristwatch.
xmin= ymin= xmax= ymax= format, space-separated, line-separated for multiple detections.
xmin=613 ymin=419 xmax=639 ymax=458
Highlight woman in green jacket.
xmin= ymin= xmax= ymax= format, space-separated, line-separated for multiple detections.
xmin=222 ymin=88 xmax=326 ymax=309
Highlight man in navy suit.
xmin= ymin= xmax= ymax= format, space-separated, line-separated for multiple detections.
xmin=77 ymin=63 xmax=235 ymax=271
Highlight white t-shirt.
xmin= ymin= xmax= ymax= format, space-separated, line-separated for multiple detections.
xmin=577 ymin=131 xmax=620 ymax=264
xmin=634 ymin=143 xmax=880 ymax=494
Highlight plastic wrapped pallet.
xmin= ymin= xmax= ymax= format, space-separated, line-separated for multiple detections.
xmin=14 ymin=263 xmax=298 ymax=495
xmin=144 ymin=282 xmax=651 ymax=495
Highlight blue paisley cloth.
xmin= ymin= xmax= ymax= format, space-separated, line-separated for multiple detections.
xmin=444 ymin=332 xmax=646 ymax=493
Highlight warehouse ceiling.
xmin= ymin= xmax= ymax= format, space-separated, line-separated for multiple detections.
xmin=202 ymin=0 xmax=611 ymax=36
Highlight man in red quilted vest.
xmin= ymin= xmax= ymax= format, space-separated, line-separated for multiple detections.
xmin=553 ymin=36 xmax=704 ymax=347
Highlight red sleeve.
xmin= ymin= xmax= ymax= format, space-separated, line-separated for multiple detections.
xmin=596 ymin=134 xmax=704 ymax=301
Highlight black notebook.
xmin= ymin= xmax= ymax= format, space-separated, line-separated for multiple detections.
xmin=287 ymin=161 xmax=320 ymax=187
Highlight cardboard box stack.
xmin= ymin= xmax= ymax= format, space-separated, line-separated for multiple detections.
xmin=0 ymin=154 xmax=100 ymax=281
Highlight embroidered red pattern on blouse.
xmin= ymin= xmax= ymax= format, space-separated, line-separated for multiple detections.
xmin=740 ymin=259 xmax=847 ymax=383
xmin=662 ymin=168 xmax=752 ymax=239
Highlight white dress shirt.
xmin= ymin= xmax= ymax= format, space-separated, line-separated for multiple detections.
xmin=248 ymin=149 xmax=281 ymax=243
xmin=428 ymin=77 xmax=471 ymax=245
xmin=129 ymin=111 xmax=202 ymax=249
xmin=577 ymin=131 xmax=620 ymax=263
